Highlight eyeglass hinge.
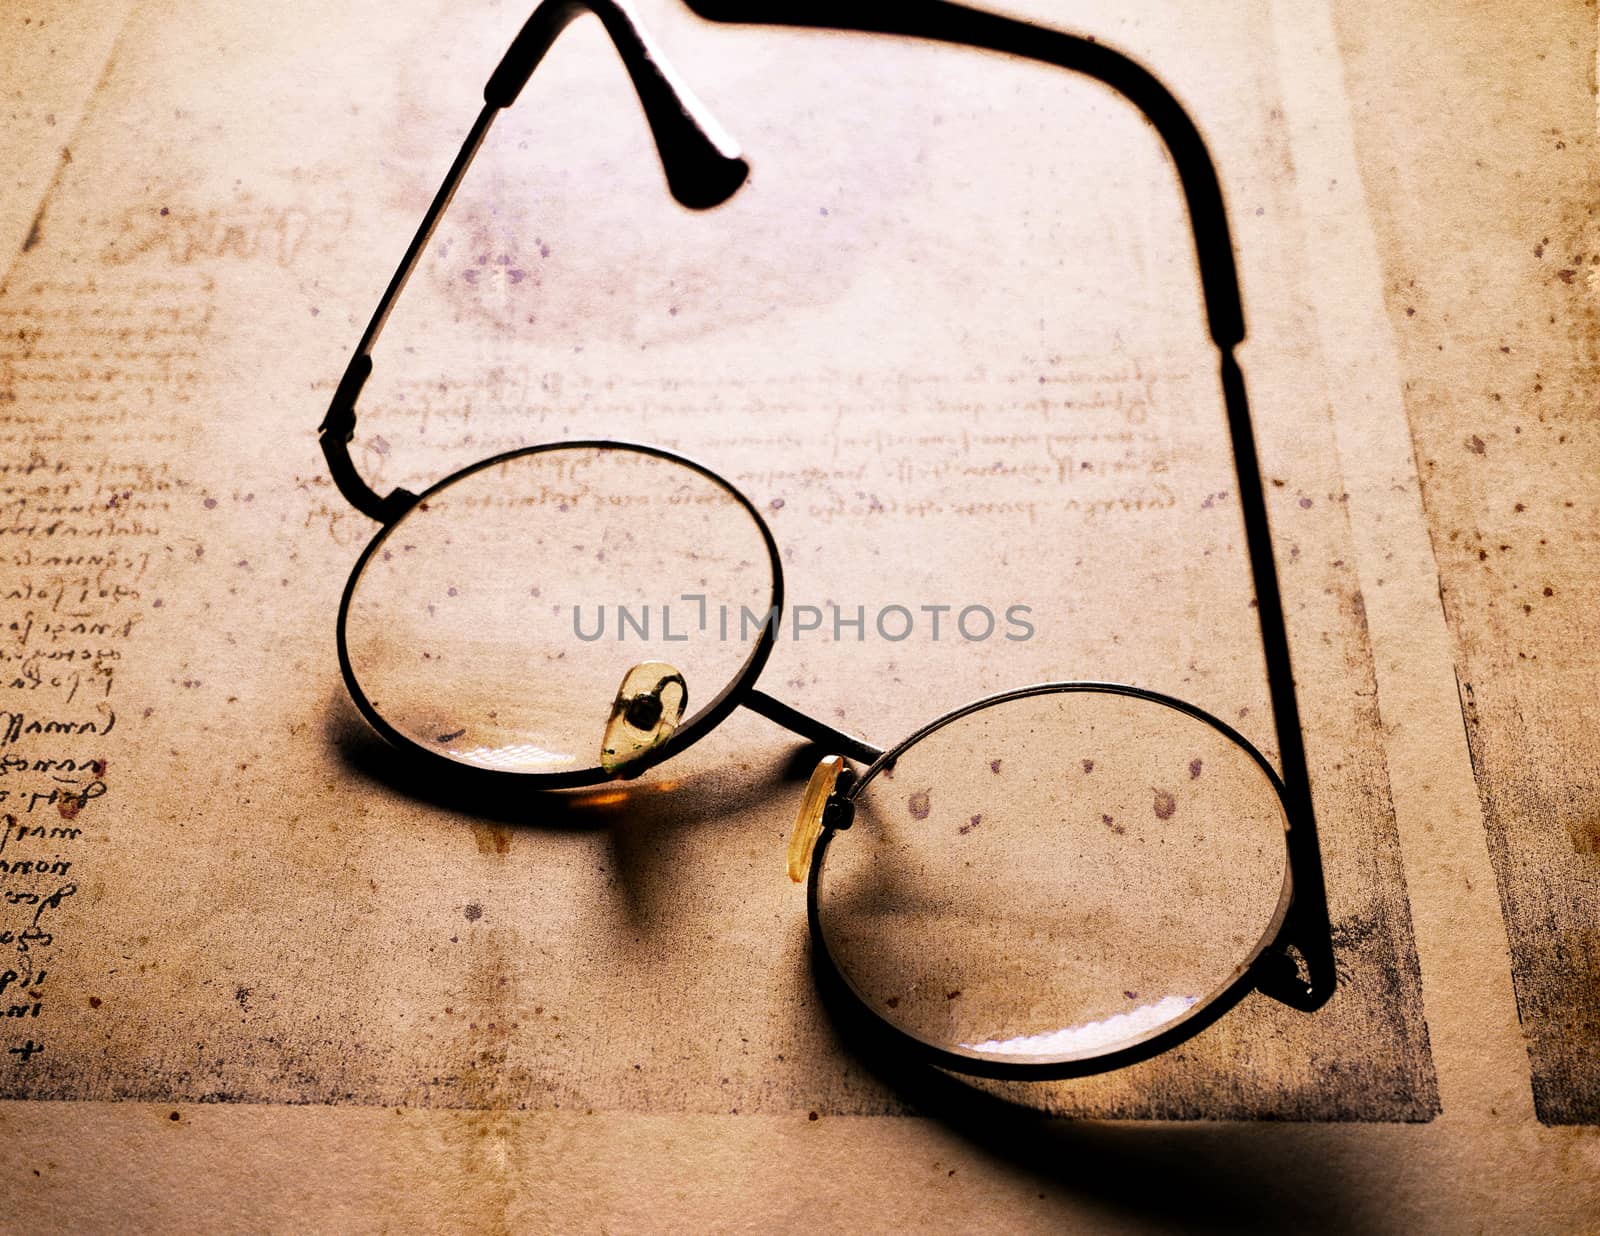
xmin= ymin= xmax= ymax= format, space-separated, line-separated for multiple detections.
xmin=317 ymin=353 xmax=418 ymax=524
xmin=319 ymin=353 xmax=374 ymax=442
xmin=1252 ymin=944 xmax=1319 ymax=1010
xmin=822 ymin=781 xmax=855 ymax=831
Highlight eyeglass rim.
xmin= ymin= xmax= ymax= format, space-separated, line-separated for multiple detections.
xmin=806 ymin=678 xmax=1300 ymax=1079
xmin=334 ymin=437 xmax=786 ymax=790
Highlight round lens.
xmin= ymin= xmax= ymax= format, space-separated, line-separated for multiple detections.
xmin=339 ymin=443 xmax=778 ymax=780
xmin=812 ymin=686 xmax=1291 ymax=1070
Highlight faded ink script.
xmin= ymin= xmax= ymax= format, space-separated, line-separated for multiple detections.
xmin=0 ymin=273 xmax=208 ymax=1079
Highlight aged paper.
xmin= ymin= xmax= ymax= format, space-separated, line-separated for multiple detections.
xmin=0 ymin=0 xmax=1433 ymax=1119
xmin=1334 ymin=0 xmax=1600 ymax=1126
xmin=0 ymin=0 xmax=1595 ymax=1230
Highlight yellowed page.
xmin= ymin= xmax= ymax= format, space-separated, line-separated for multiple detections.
xmin=0 ymin=0 xmax=1594 ymax=1230
xmin=1334 ymin=0 xmax=1600 ymax=1127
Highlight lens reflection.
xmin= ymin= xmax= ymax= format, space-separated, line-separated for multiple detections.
xmin=813 ymin=687 xmax=1291 ymax=1068
xmin=340 ymin=444 xmax=776 ymax=778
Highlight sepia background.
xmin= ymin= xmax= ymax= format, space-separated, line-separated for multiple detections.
xmin=0 ymin=0 xmax=1594 ymax=1229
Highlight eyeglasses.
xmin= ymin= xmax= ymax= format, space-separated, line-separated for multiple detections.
xmin=319 ymin=0 xmax=1335 ymax=1080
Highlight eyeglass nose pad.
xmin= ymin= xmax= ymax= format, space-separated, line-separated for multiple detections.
xmin=788 ymin=755 xmax=855 ymax=882
xmin=600 ymin=662 xmax=688 ymax=777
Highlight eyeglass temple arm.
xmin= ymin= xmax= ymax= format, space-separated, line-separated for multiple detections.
xmin=685 ymin=0 xmax=1244 ymax=348
xmin=319 ymin=0 xmax=750 ymax=524
xmin=687 ymin=0 xmax=1335 ymax=1011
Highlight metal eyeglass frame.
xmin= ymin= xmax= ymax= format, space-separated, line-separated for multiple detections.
xmin=318 ymin=0 xmax=1336 ymax=1078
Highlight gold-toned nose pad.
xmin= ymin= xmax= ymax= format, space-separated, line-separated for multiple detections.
xmin=788 ymin=755 xmax=854 ymax=882
xmin=595 ymin=662 xmax=681 ymax=778
xmin=600 ymin=662 xmax=688 ymax=777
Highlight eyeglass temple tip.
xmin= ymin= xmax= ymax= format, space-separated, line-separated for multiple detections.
xmin=487 ymin=0 xmax=749 ymax=211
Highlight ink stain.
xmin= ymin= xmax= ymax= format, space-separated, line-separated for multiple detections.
xmin=990 ymin=759 xmax=1002 ymax=774
xmin=1153 ymin=789 xmax=1176 ymax=820
xmin=87 ymin=996 xmax=101 ymax=1009
xmin=908 ymin=790 xmax=931 ymax=819
xmin=1103 ymin=814 xmax=1125 ymax=835
xmin=1467 ymin=435 xmax=1486 ymax=454
xmin=1567 ymin=816 xmax=1600 ymax=855
xmin=945 ymin=990 xmax=962 ymax=1000
xmin=437 ymin=728 xmax=466 ymax=743
xmin=1329 ymin=912 xmax=1381 ymax=952
xmin=1189 ymin=758 xmax=1203 ymax=780
xmin=959 ymin=814 xmax=981 ymax=835
xmin=885 ymin=996 xmax=900 ymax=1009
xmin=463 ymin=904 xmax=483 ymax=922
xmin=1082 ymin=759 xmax=1094 ymax=774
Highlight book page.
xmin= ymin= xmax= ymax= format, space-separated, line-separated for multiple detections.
xmin=1334 ymin=0 xmax=1600 ymax=1126
xmin=0 ymin=0 xmax=1432 ymax=1119
xmin=0 ymin=0 xmax=1594 ymax=1230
